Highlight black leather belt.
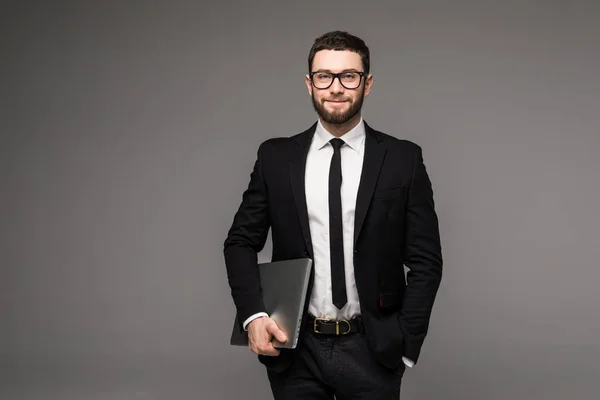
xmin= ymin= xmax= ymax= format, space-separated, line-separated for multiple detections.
xmin=306 ymin=314 xmax=363 ymax=335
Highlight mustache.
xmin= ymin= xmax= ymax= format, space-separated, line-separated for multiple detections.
xmin=324 ymin=97 xmax=351 ymax=102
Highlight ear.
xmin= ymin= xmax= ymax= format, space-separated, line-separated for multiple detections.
xmin=305 ymin=74 xmax=313 ymax=96
xmin=364 ymin=74 xmax=374 ymax=96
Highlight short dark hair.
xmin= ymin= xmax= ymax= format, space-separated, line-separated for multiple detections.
xmin=308 ymin=31 xmax=370 ymax=75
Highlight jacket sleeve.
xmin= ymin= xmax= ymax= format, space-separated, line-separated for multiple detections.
xmin=400 ymin=145 xmax=443 ymax=363
xmin=223 ymin=141 xmax=272 ymax=327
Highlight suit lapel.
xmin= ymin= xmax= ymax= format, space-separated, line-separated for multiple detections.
xmin=289 ymin=123 xmax=317 ymax=258
xmin=354 ymin=122 xmax=386 ymax=246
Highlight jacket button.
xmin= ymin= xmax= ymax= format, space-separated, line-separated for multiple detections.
xmin=354 ymin=249 xmax=359 ymax=253
xmin=303 ymin=250 xmax=309 ymax=255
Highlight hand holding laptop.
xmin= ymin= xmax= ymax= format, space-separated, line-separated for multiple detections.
xmin=230 ymin=258 xmax=313 ymax=351
xmin=247 ymin=316 xmax=288 ymax=356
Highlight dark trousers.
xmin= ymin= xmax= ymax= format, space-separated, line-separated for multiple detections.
xmin=266 ymin=329 xmax=405 ymax=399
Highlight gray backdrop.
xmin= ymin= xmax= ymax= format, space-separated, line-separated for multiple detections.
xmin=2 ymin=0 xmax=599 ymax=399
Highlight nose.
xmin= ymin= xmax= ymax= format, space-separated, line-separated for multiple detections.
xmin=329 ymin=76 xmax=345 ymax=94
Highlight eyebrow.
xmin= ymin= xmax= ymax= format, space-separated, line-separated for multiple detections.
xmin=313 ymin=68 xmax=360 ymax=73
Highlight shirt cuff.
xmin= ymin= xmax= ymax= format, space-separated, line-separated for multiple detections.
xmin=242 ymin=312 xmax=269 ymax=331
xmin=402 ymin=357 xmax=414 ymax=368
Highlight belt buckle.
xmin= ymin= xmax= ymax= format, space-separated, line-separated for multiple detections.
xmin=313 ymin=317 xmax=329 ymax=334
xmin=336 ymin=319 xmax=351 ymax=335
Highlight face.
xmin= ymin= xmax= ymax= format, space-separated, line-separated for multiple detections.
xmin=306 ymin=50 xmax=373 ymax=125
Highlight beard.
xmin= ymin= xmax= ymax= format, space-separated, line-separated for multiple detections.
xmin=311 ymin=87 xmax=365 ymax=125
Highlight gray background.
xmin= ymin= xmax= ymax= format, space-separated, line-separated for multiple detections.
xmin=2 ymin=0 xmax=599 ymax=399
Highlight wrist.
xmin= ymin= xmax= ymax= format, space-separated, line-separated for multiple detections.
xmin=242 ymin=312 xmax=269 ymax=330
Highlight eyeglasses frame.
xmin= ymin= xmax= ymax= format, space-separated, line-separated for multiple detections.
xmin=309 ymin=70 xmax=366 ymax=90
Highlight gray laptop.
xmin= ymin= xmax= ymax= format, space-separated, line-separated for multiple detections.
xmin=230 ymin=258 xmax=313 ymax=349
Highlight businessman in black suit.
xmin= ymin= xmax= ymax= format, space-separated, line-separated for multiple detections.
xmin=224 ymin=31 xmax=443 ymax=399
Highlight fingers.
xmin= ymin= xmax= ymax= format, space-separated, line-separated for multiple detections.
xmin=249 ymin=341 xmax=280 ymax=356
xmin=266 ymin=323 xmax=288 ymax=344
xmin=259 ymin=342 xmax=281 ymax=356
xmin=247 ymin=319 xmax=286 ymax=356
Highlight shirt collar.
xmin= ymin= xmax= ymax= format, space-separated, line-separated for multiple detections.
xmin=313 ymin=117 xmax=366 ymax=153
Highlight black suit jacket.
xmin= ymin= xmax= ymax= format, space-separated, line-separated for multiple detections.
xmin=224 ymin=121 xmax=443 ymax=372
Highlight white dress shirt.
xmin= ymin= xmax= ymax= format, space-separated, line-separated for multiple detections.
xmin=304 ymin=118 xmax=364 ymax=321
xmin=243 ymin=118 xmax=413 ymax=368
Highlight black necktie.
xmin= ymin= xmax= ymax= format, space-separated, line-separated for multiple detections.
xmin=329 ymin=138 xmax=347 ymax=309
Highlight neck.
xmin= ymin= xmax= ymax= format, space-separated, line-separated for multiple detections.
xmin=320 ymin=113 xmax=362 ymax=137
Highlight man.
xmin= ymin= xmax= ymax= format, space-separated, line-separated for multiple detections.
xmin=224 ymin=31 xmax=443 ymax=399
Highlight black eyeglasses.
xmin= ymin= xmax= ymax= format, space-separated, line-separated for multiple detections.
xmin=309 ymin=71 xmax=365 ymax=89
